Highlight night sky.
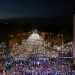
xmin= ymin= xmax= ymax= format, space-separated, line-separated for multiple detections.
xmin=0 ymin=0 xmax=73 ymax=43
xmin=0 ymin=0 xmax=75 ymax=19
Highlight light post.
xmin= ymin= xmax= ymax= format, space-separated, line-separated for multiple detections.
xmin=50 ymin=33 xmax=54 ymax=45
xmin=17 ymin=34 xmax=22 ymax=44
xmin=47 ymin=33 xmax=49 ymax=43
xmin=57 ymin=34 xmax=64 ymax=52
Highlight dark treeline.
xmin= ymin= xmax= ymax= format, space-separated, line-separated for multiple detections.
xmin=0 ymin=22 xmax=73 ymax=42
xmin=0 ymin=22 xmax=24 ymax=42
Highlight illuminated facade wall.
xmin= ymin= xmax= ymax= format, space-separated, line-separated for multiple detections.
xmin=73 ymin=14 xmax=75 ymax=58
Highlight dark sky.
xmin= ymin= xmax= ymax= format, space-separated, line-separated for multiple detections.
xmin=0 ymin=0 xmax=75 ymax=19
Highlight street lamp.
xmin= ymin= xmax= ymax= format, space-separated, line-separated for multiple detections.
xmin=47 ymin=33 xmax=54 ymax=44
xmin=57 ymin=34 xmax=64 ymax=52
xmin=47 ymin=33 xmax=49 ymax=43
xmin=50 ymin=33 xmax=54 ymax=45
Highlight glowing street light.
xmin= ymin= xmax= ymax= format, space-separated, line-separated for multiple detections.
xmin=50 ymin=33 xmax=54 ymax=45
xmin=47 ymin=33 xmax=54 ymax=44
xmin=8 ymin=35 xmax=13 ymax=37
xmin=47 ymin=33 xmax=49 ymax=43
xmin=57 ymin=34 xmax=64 ymax=52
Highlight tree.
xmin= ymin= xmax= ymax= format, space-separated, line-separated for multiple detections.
xmin=58 ymin=28 xmax=73 ymax=43
xmin=0 ymin=23 xmax=24 ymax=42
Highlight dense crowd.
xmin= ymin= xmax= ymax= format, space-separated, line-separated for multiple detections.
xmin=0 ymin=58 xmax=72 ymax=75
xmin=0 ymin=30 xmax=73 ymax=75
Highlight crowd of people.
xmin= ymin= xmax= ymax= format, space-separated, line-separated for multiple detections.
xmin=0 ymin=58 xmax=72 ymax=75
xmin=0 ymin=30 xmax=73 ymax=75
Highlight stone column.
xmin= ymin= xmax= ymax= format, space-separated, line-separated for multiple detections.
xmin=73 ymin=14 xmax=75 ymax=58
xmin=6 ymin=36 xmax=10 ymax=57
